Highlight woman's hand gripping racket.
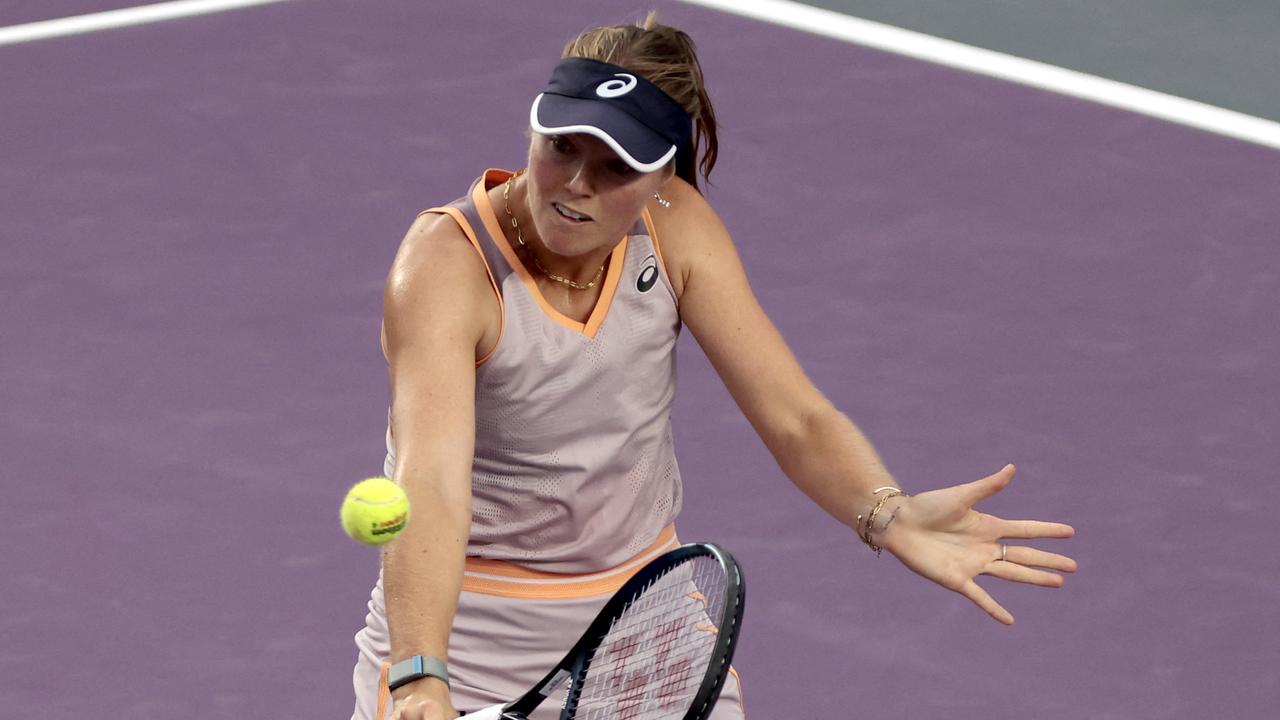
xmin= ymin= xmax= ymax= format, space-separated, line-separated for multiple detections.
xmin=459 ymin=543 xmax=745 ymax=720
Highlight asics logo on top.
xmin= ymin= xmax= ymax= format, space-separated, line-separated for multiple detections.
xmin=596 ymin=74 xmax=638 ymax=98
xmin=636 ymin=255 xmax=659 ymax=293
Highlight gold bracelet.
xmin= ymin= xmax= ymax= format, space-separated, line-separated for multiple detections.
xmin=857 ymin=488 xmax=901 ymax=538
xmin=862 ymin=491 xmax=904 ymax=555
xmin=862 ymin=491 xmax=901 ymax=542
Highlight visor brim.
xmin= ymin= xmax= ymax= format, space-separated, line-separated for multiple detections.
xmin=530 ymin=93 xmax=678 ymax=173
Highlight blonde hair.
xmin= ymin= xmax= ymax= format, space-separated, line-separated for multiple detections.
xmin=562 ymin=12 xmax=718 ymax=191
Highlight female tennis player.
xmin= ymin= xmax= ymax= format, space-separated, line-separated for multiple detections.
xmin=351 ymin=13 xmax=1077 ymax=720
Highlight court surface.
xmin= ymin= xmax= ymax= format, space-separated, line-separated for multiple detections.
xmin=2 ymin=1 xmax=1277 ymax=718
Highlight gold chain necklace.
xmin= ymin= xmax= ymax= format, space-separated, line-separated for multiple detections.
xmin=502 ymin=171 xmax=605 ymax=291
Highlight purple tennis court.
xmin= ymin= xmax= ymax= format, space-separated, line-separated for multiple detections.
xmin=3 ymin=1 xmax=1278 ymax=718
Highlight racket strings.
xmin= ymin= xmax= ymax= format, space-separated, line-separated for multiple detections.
xmin=574 ymin=556 xmax=729 ymax=719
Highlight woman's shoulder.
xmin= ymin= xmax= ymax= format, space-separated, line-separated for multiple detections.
xmin=657 ymin=175 xmax=711 ymax=214
xmin=646 ymin=176 xmax=732 ymax=296
xmin=383 ymin=210 xmax=498 ymax=348
xmin=649 ymin=176 xmax=729 ymax=240
xmin=390 ymin=211 xmax=481 ymax=287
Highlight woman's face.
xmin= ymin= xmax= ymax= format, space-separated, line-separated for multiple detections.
xmin=524 ymin=132 xmax=672 ymax=257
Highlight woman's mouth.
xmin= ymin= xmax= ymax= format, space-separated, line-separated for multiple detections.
xmin=552 ymin=202 xmax=592 ymax=224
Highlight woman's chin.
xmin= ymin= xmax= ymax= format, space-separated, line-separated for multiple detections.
xmin=536 ymin=224 xmax=606 ymax=257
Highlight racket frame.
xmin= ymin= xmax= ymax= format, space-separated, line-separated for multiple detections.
xmin=496 ymin=542 xmax=745 ymax=720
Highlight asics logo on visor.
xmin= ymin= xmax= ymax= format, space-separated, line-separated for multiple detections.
xmin=596 ymin=73 xmax=638 ymax=98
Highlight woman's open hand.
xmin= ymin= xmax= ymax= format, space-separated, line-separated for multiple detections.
xmin=880 ymin=464 xmax=1077 ymax=625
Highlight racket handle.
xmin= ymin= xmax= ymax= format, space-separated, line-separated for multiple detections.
xmin=456 ymin=704 xmax=505 ymax=720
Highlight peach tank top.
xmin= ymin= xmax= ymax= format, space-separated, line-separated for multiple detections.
xmin=385 ymin=169 xmax=683 ymax=574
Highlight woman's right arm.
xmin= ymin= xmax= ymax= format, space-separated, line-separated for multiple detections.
xmin=379 ymin=212 xmax=496 ymax=719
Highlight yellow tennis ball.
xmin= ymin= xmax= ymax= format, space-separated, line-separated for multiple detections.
xmin=341 ymin=477 xmax=410 ymax=546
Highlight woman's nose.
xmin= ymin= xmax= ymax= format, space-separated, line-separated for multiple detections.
xmin=565 ymin=162 xmax=593 ymax=196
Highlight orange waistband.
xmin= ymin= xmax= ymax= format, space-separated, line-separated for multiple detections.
xmin=461 ymin=525 xmax=678 ymax=600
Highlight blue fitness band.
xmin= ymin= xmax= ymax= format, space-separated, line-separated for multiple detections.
xmin=387 ymin=655 xmax=450 ymax=692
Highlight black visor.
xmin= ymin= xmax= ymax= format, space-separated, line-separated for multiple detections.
xmin=530 ymin=57 xmax=693 ymax=173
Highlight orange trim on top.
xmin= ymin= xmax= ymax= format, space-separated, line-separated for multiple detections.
xmin=641 ymin=206 xmax=674 ymax=294
xmin=461 ymin=525 xmax=678 ymax=599
xmin=471 ymin=169 xmax=627 ymax=339
xmin=422 ymin=206 xmax=505 ymax=367
xmin=583 ymin=241 xmax=626 ymax=336
xmin=729 ymin=666 xmax=745 ymax=717
xmin=376 ymin=662 xmax=390 ymax=720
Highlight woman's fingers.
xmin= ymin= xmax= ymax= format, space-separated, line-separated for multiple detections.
xmin=393 ymin=696 xmax=449 ymax=720
xmin=958 ymin=464 xmax=1016 ymax=506
xmin=984 ymin=558 xmax=1066 ymax=587
xmin=999 ymin=519 xmax=1076 ymax=540
xmin=960 ymin=579 xmax=1014 ymax=625
xmin=1005 ymin=545 xmax=1078 ymax=572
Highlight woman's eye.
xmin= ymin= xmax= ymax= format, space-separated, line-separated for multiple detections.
xmin=608 ymin=161 xmax=635 ymax=176
xmin=551 ymin=136 xmax=572 ymax=154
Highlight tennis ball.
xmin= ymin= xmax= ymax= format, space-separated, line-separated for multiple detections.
xmin=341 ymin=477 xmax=410 ymax=546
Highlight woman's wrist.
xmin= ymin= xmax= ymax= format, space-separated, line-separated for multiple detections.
xmin=391 ymin=674 xmax=451 ymax=704
xmin=870 ymin=495 xmax=910 ymax=553
xmin=855 ymin=489 xmax=909 ymax=556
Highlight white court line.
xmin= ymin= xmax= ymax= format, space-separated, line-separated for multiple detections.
xmin=0 ymin=0 xmax=291 ymax=46
xmin=676 ymin=0 xmax=1280 ymax=151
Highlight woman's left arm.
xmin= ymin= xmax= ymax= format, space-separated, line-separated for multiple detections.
xmin=657 ymin=181 xmax=1076 ymax=625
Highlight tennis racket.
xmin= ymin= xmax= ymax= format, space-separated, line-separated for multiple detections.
xmin=458 ymin=542 xmax=745 ymax=720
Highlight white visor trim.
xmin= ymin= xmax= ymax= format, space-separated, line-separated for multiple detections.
xmin=529 ymin=94 xmax=677 ymax=173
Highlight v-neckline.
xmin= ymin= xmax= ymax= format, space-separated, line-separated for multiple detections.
xmin=472 ymin=169 xmax=627 ymax=338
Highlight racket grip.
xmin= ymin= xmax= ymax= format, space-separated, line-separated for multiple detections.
xmin=456 ymin=704 xmax=505 ymax=720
